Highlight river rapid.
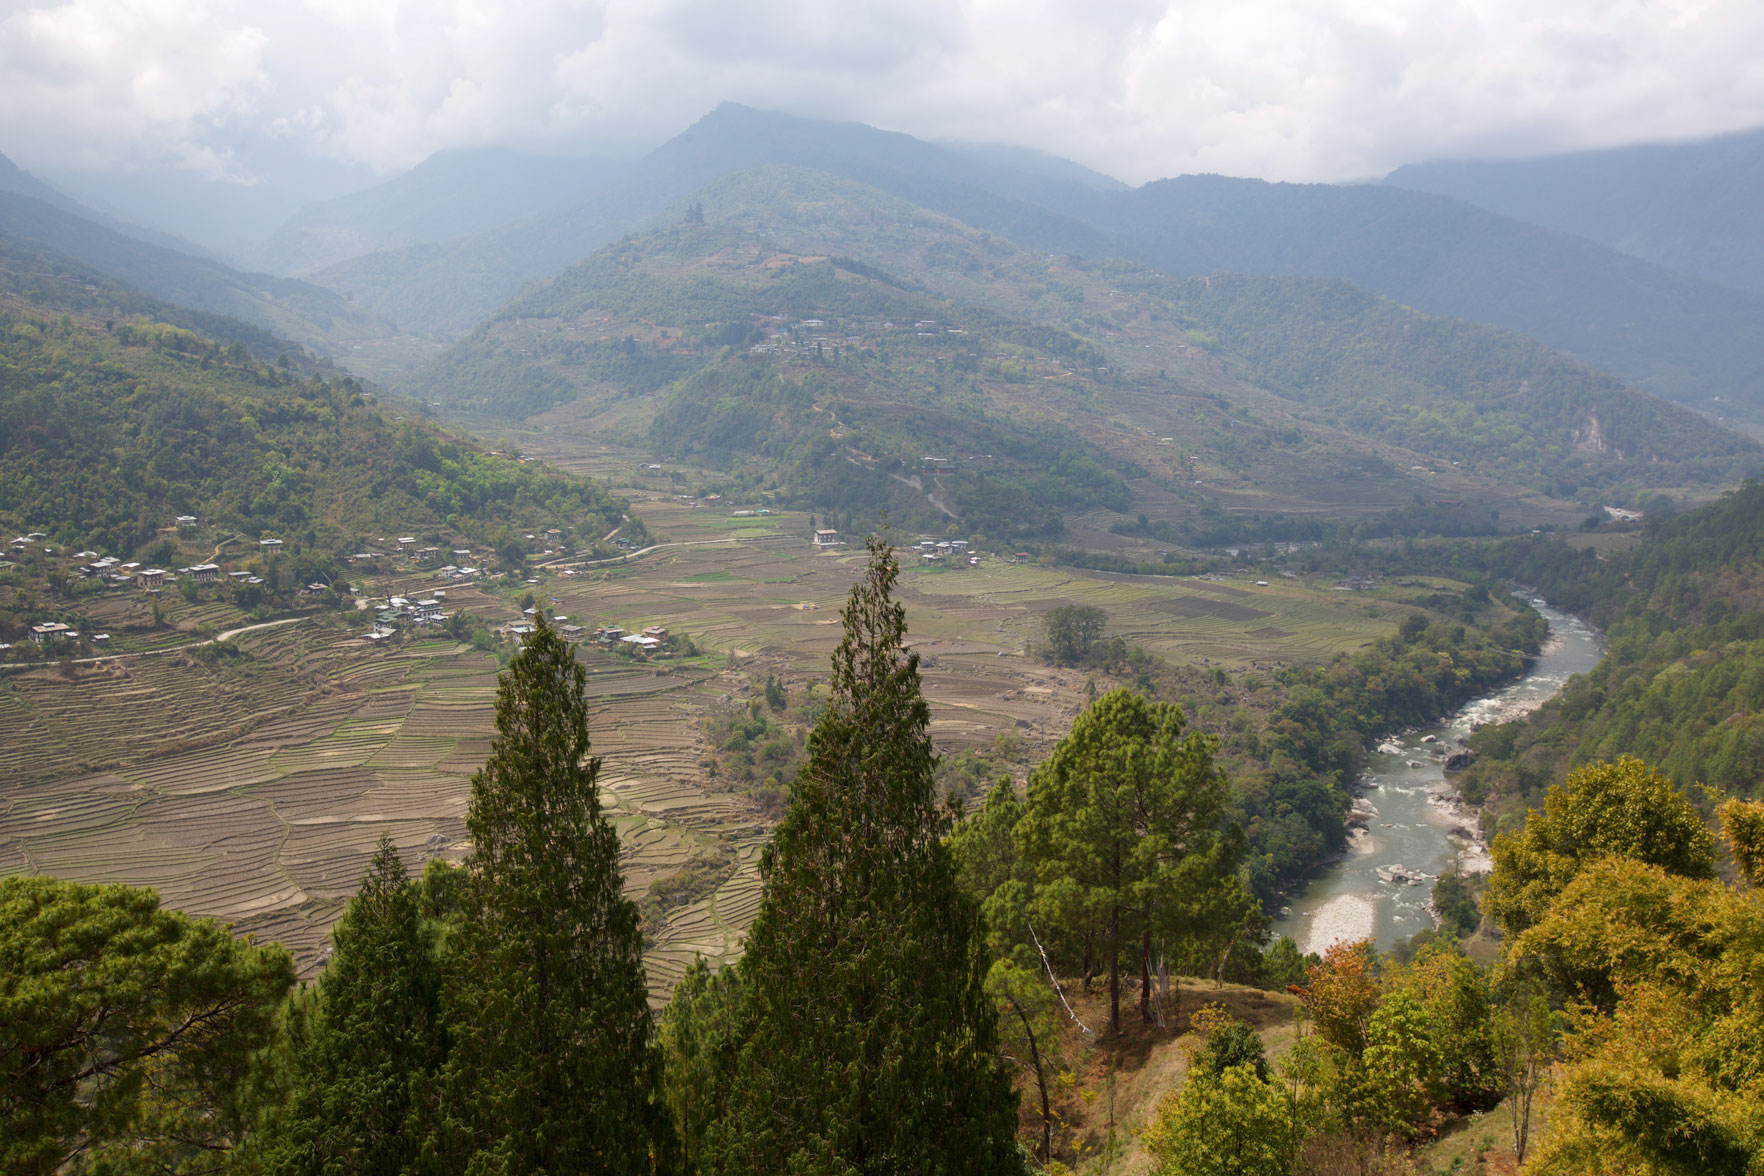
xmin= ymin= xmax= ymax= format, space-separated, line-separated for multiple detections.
xmin=1271 ymin=598 xmax=1605 ymax=956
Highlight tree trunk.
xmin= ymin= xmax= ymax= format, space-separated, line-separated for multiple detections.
xmin=1139 ymin=926 xmax=1154 ymax=1023
xmin=1009 ymin=994 xmax=1052 ymax=1164
xmin=1108 ymin=904 xmax=1121 ymax=1036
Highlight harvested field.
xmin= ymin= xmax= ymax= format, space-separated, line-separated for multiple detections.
xmin=2 ymin=442 xmax=1407 ymax=998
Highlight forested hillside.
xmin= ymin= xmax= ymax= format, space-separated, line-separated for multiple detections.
xmin=412 ymin=175 xmax=1754 ymax=547
xmin=0 ymin=184 xmax=390 ymax=358
xmin=1440 ymin=480 xmax=1764 ymax=827
xmin=414 ymin=228 xmax=1137 ymax=538
xmin=0 ymin=241 xmax=632 ymax=560
xmin=1137 ymin=270 xmax=1759 ymax=500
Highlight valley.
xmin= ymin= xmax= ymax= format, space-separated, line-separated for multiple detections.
xmin=6 ymin=87 xmax=1764 ymax=1175
xmin=1 ymin=448 xmax=1439 ymax=993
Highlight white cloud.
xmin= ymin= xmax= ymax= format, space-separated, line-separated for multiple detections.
xmin=1 ymin=0 xmax=1761 ymax=183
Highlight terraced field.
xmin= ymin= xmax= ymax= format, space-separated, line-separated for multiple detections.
xmin=0 ymin=623 xmax=766 ymax=994
xmin=1 ymin=458 xmax=1409 ymax=995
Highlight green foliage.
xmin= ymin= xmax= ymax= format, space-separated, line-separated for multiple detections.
xmin=0 ymin=875 xmax=293 ymax=1175
xmin=1042 ymin=604 xmax=1107 ymax=666
xmin=442 ymin=615 xmax=672 ymax=1173
xmin=658 ymin=959 xmax=744 ymax=1175
xmin=1440 ymin=482 xmax=1764 ymax=818
xmin=255 ymin=834 xmax=446 ymax=1176
xmin=1509 ymin=846 xmax=1764 ymax=1174
xmin=1430 ymin=870 xmax=1480 ymax=939
xmin=1485 ymin=756 xmax=1716 ymax=949
xmin=1192 ymin=1020 xmax=1270 ymax=1084
xmin=1145 ymin=1062 xmax=1296 ymax=1176
xmin=1015 ymin=689 xmax=1240 ymax=1034
xmin=0 ymin=290 xmax=632 ymax=560
xmin=703 ymin=539 xmax=1023 ymax=1173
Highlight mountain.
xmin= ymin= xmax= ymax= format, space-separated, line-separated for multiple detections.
xmin=1384 ymin=127 xmax=1764 ymax=295
xmin=0 ymin=233 xmax=630 ymax=560
xmin=1078 ymin=174 xmax=1764 ymax=423
xmin=252 ymin=148 xmax=630 ymax=275
xmin=294 ymin=106 xmax=1764 ymax=427
xmin=0 ymin=186 xmax=392 ymax=358
xmin=407 ymin=167 xmax=1755 ymax=543
xmin=299 ymin=104 xmax=1113 ymax=341
xmin=0 ymin=151 xmax=227 ymax=261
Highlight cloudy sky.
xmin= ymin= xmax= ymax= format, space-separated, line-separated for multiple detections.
xmin=3 ymin=0 xmax=1762 ymax=187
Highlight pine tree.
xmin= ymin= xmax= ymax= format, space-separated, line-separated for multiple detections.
xmin=441 ymin=616 xmax=673 ymax=1175
xmin=708 ymin=538 xmax=1023 ymax=1173
xmin=262 ymin=833 xmax=446 ymax=1176
xmin=1015 ymin=689 xmax=1237 ymax=1035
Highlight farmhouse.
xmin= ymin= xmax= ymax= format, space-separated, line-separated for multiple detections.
xmin=183 ymin=564 xmax=219 ymax=584
xmin=175 ymin=515 xmax=197 ymax=529
xmin=135 ymin=568 xmax=166 ymax=589
xmin=620 ymin=633 xmax=662 ymax=652
xmin=412 ymin=599 xmax=445 ymax=625
xmin=813 ymin=529 xmax=844 ymax=547
xmin=559 ymin=624 xmax=586 ymax=641
xmin=643 ymin=625 xmax=668 ymax=642
xmin=416 ymin=546 xmax=440 ymax=564
xmin=30 ymin=622 xmax=72 ymax=644
xmin=259 ymin=538 xmax=283 ymax=551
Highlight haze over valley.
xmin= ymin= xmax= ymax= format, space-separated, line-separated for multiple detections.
xmin=4 ymin=8 xmax=1764 ymax=1172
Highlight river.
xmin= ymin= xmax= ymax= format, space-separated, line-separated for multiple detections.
xmin=1271 ymin=598 xmax=1605 ymax=956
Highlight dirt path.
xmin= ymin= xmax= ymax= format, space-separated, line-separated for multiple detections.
xmin=535 ymin=531 xmax=795 ymax=571
xmin=0 ymin=616 xmax=307 ymax=674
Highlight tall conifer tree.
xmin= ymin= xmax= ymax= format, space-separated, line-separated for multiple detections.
xmin=442 ymin=616 xmax=672 ymax=1175
xmin=710 ymin=538 xmax=1023 ymax=1174
xmin=262 ymin=833 xmax=446 ymax=1176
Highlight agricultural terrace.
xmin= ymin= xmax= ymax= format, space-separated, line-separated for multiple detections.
xmin=1 ymin=452 xmax=1418 ymax=994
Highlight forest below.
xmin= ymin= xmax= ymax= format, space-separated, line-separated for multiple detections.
xmin=6 ymin=539 xmax=1762 ymax=1176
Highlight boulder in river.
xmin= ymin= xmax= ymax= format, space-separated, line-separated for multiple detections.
xmin=1444 ymin=752 xmax=1474 ymax=772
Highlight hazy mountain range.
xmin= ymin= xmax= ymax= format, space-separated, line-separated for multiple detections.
xmin=3 ymin=103 xmax=1761 ymax=436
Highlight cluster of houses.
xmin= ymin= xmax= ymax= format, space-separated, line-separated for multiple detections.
xmin=375 ymin=594 xmax=448 ymax=629
xmin=911 ymin=537 xmax=980 ymax=567
xmin=497 ymin=617 xmax=673 ymax=655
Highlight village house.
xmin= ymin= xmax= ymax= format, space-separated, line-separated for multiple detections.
xmin=259 ymin=538 xmax=283 ymax=551
xmin=559 ymin=624 xmax=586 ymax=641
xmin=175 ymin=515 xmax=197 ymax=530
xmin=135 ymin=568 xmax=166 ymax=589
xmin=412 ymin=599 xmax=445 ymax=625
xmin=30 ymin=622 xmax=72 ymax=644
xmin=183 ymin=564 xmax=219 ymax=584
xmin=813 ymin=529 xmax=844 ymax=547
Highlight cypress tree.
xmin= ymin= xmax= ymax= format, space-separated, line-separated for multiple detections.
xmin=710 ymin=538 xmax=1023 ymax=1173
xmin=441 ymin=616 xmax=673 ymax=1175
xmin=262 ymin=833 xmax=446 ymax=1176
